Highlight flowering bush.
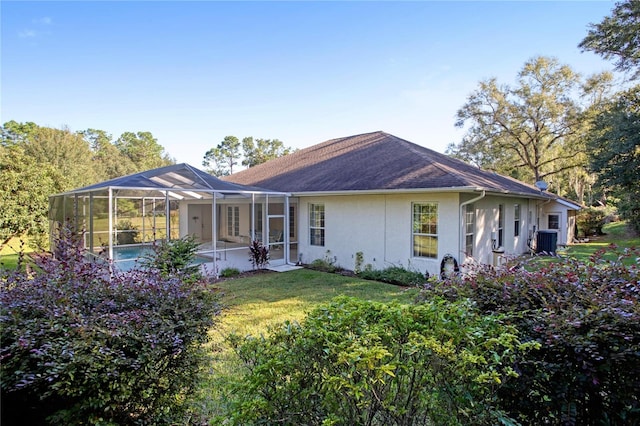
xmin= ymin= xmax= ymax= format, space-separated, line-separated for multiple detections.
xmin=0 ymin=227 xmax=221 ymax=425
xmin=420 ymin=245 xmax=640 ymax=425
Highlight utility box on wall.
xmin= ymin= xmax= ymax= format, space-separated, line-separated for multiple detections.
xmin=536 ymin=230 xmax=557 ymax=254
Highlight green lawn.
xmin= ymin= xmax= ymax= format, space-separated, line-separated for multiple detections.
xmin=195 ymin=268 xmax=420 ymax=423
xmin=560 ymin=221 xmax=639 ymax=264
xmin=0 ymin=238 xmax=35 ymax=270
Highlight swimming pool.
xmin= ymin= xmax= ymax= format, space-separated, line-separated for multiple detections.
xmin=107 ymin=245 xmax=213 ymax=272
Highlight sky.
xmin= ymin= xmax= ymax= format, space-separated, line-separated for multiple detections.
xmin=1 ymin=1 xmax=618 ymax=169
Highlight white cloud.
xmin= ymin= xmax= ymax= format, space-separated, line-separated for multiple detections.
xmin=33 ymin=17 xmax=53 ymax=25
xmin=18 ymin=29 xmax=37 ymax=38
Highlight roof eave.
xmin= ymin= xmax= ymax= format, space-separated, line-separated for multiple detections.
xmin=288 ymin=187 xmax=551 ymax=199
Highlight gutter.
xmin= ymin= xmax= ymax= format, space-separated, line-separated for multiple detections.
xmin=459 ymin=190 xmax=486 ymax=263
xmin=287 ymin=187 xmax=549 ymax=199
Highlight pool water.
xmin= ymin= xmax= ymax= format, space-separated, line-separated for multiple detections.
xmin=109 ymin=245 xmax=211 ymax=272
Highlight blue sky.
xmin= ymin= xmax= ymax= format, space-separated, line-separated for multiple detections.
xmin=2 ymin=1 xmax=617 ymax=168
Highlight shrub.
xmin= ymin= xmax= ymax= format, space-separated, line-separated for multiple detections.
xmin=221 ymin=267 xmax=241 ymax=278
xmin=141 ymin=234 xmax=202 ymax=282
xmin=114 ymin=219 xmax=139 ymax=245
xmin=248 ymin=240 xmax=269 ymax=270
xmin=576 ymin=207 xmax=607 ymax=236
xmin=0 ymin=226 xmax=221 ymax=425
xmin=420 ymin=245 xmax=640 ymax=425
xmin=358 ymin=265 xmax=426 ymax=286
xmin=308 ymin=250 xmax=341 ymax=273
xmin=226 ymin=296 xmax=535 ymax=425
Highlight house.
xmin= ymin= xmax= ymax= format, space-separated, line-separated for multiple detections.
xmin=224 ymin=131 xmax=580 ymax=276
xmin=49 ymin=132 xmax=580 ymax=276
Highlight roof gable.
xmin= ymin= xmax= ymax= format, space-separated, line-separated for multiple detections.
xmin=224 ymin=131 xmax=548 ymax=197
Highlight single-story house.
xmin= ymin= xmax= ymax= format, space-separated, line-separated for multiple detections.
xmin=49 ymin=132 xmax=580 ymax=276
xmin=223 ymin=131 xmax=581 ymax=276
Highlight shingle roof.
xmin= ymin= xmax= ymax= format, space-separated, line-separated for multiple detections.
xmin=224 ymin=131 xmax=550 ymax=197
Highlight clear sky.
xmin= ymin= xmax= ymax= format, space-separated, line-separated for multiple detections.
xmin=1 ymin=1 xmax=617 ymax=169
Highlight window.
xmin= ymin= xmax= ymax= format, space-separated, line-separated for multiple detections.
xmin=498 ymin=204 xmax=504 ymax=247
xmin=514 ymin=204 xmax=520 ymax=237
xmin=548 ymin=214 xmax=560 ymax=230
xmin=465 ymin=204 xmax=475 ymax=256
xmin=412 ymin=203 xmax=438 ymax=259
xmin=227 ymin=206 xmax=239 ymax=237
xmin=289 ymin=205 xmax=296 ymax=239
xmin=309 ymin=203 xmax=325 ymax=246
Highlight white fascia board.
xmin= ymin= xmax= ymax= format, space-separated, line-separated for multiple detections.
xmin=289 ymin=187 xmax=550 ymax=199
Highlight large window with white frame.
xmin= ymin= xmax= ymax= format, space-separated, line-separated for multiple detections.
xmin=465 ymin=204 xmax=475 ymax=256
xmin=514 ymin=204 xmax=521 ymax=237
xmin=309 ymin=203 xmax=325 ymax=246
xmin=412 ymin=202 xmax=438 ymax=259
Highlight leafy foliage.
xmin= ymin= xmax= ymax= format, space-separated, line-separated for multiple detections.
xmin=248 ymin=240 xmax=269 ymax=270
xmin=241 ymin=136 xmax=294 ymax=167
xmin=449 ymin=56 xmax=612 ymax=199
xmin=0 ymin=144 xmax=63 ymax=250
xmin=587 ymin=84 xmax=640 ymax=233
xmin=358 ymin=265 xmax=427 ymax=286
xmin=226 ymin=296 xmax=534 ymax=425
xmin=203 ymin=135 xmax=241 ymax=176
xmin=141 ymin=234 xmax=202 ymax=281
xmin=579 ymin=0 xmax=640 ymax=80
xmin=114 ymin=219 xmax=139 ymax=245
xmin=220 ymin=267 xmax=241 ymax=278
xmin=0 ymin=226 xmax=221 ymax=425
xmin=114 ymin=131 xmax=173 ymax=171
xmin=203 ymin=135 xmax=294 ymax=175
xmin=576 ymin=206 xmax=608 ymax=236
xmin=420 ymin=246 xmax=640 ymax=425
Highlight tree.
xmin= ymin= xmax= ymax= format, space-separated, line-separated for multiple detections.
xmin=450 ymin=56 xmax=611 ymax=187
xmin=586 ymin=84 xmax=640 ymax=232
xmin=4 ymin=123 xmax=99 ymax=190
xmin=114 ymin=131 xmax=173 ymax=171
xmin=202 ymin=136 xmax=241 ymax=176
xmin=80 ymin=128 xmax=136 ymax=180
xmin=579 ymin=0 xmax=640 ymax=80
xmin=0 ymin=144 xmax=63 ymax=250
xmin=241 ymin=137 xmax=294 ymax=167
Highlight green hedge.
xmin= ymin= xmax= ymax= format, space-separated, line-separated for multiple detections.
xmin=225 ymin=296 xmax=536 ymax=425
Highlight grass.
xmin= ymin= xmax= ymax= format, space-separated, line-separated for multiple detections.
xmin=194 ymin=268 xmax=420 ymax=423
xmin=0 ymin=238 xmax=35 ymax=270
xmin=559 ymin=221 xmax=639 ymax=265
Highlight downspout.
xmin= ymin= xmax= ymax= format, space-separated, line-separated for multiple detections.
xmin=459 ymin=190 xmax=486 ymax=261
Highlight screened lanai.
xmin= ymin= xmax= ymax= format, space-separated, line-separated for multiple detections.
xmin=49 ymin=163 xmax=293 ymax=274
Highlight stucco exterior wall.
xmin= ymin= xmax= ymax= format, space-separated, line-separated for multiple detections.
xmin=472 ymin=196 xmax=534 ymax=265
xmin=297 ymin=192 xmax=460 ymax=277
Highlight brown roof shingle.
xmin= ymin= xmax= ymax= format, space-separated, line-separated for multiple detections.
xmin=224 ymin=131 xmax=548 ymax=197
